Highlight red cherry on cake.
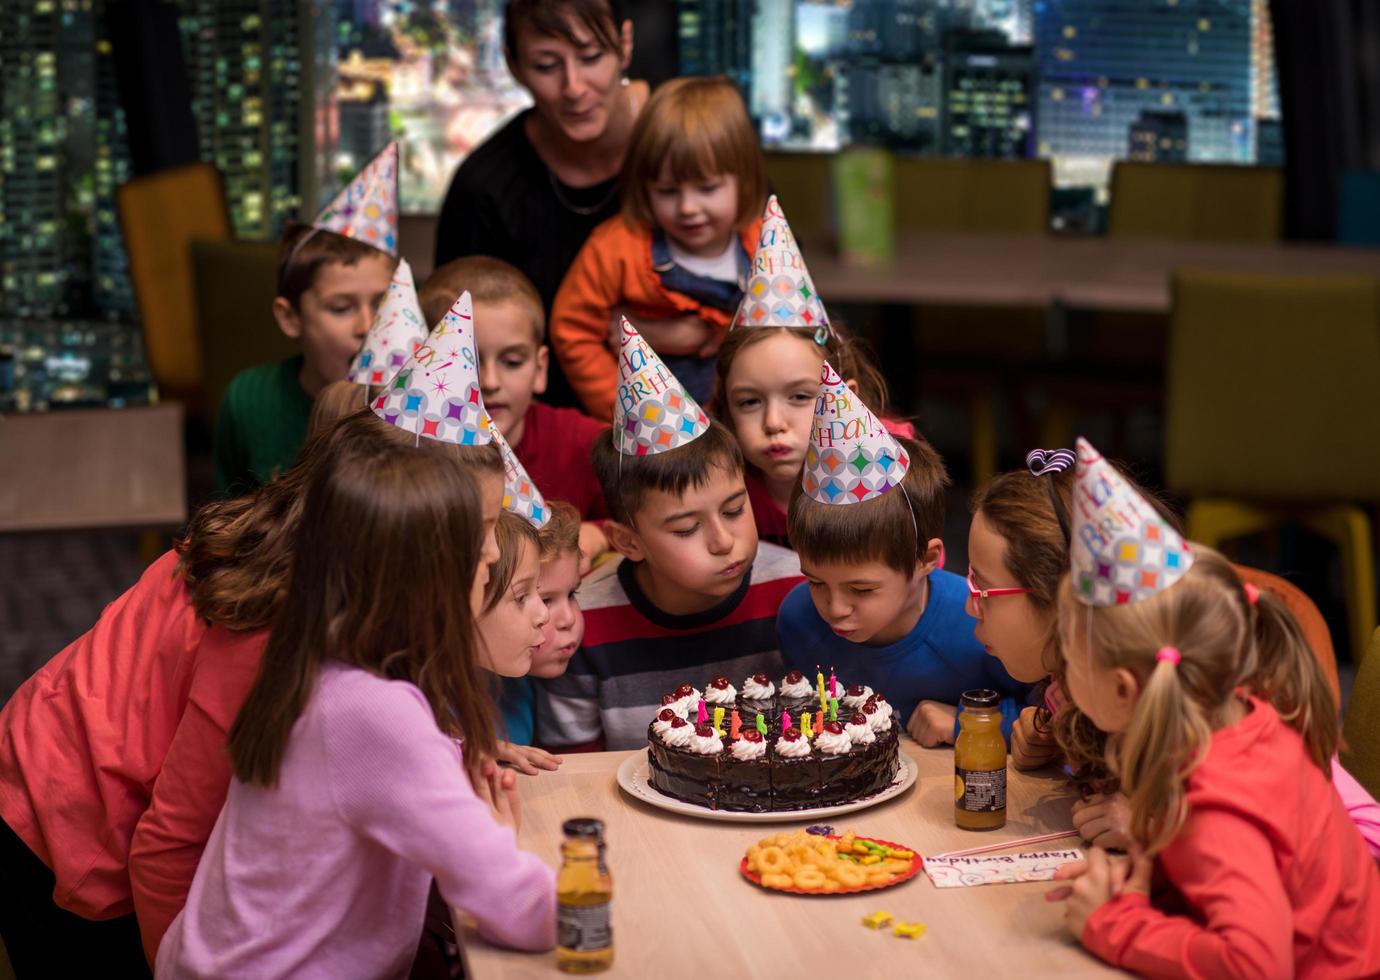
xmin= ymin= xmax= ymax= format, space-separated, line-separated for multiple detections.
xmin=694 ymin=724 xmax=713 ymax=737
xmin=658 ymin=708 xmax=676 ymax=722
xmin=752 ymin=672 xmax=769 ymax=685
xmin=661 ymin=693 xmax=676 ymax=706
xmin=847 ymin=683 xmax=866 ymax=697
xmin=862 ymin=701 xmax=879 ymax=715
xmin=823 ymin=721 xmax=845 ymax=735
xmin=849 ymin=712 xmax=867 ymax=726
xmin=710 ymin=676 xmax=730 ymax=690
xmin=785 ymin=670 xmax=804 ymax=684
xmin=741 ymin=728 xmax=763 ymax=743
xmin=875 ymin=693 xmax=888 ymax=703
xmin=669 ymin=716 xmax=689 ymax=728
xmin=782 ymin=727 xmax=802 ymax=741
xmin=674 ymin=683 xmax=694 ymax=698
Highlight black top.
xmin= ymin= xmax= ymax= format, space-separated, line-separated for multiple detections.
xmin=434 ymin=109 xmax=619 ymax=407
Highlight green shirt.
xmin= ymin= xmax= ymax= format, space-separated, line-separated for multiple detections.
xmin=215 ymin=355 xmax=314 ymax=497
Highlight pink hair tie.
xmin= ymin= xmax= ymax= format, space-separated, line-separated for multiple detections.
xmin=1243 ymin=583 xmax=1260 ymax=605
xmin=1156 ymin=646 xmax=1182 ymax=666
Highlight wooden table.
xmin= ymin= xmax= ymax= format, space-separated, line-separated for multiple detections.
xmin=458 ymin=741 xmax=1120 ymax=978
xmin=0 ymin=403 xmax=186 ymax=531
xmin=805 ymin=232 xmax=1380 ymax=313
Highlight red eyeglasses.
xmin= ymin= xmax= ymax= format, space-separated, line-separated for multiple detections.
xmin=967 ymin=567 xmax=1033 ymax=616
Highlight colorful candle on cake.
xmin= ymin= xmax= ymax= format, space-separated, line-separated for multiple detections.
xmin=815 ymin=710 xmax=824 ymax=734
xmin=730 ymin=709 xmax=742 ymax=740
xmin=829 ymin=667 xmax=838 ymax=699
xmin=829 ymin=697 xmax=839 ymax=722
xmin=782 ymin=710 xmax=792 ymax=733
xmin=712 ymin=706 xmax=725 ymax=737
xmin=816 ymin=669 xmax=826 ymax=711
xmin=801 ymin=712 xmax=813 ymax=740
xmin=697 ymin=699 xmax=708 ymax=725
xmin=756 ymin=713 xmax=768 ymax=736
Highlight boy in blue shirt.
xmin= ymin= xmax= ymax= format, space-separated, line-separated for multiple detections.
xmin=777 ymin=363 xmax=1029 ymax=744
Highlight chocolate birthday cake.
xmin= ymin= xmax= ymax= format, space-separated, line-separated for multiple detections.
xmin=646 ymin=671 xmax=900 ymax=812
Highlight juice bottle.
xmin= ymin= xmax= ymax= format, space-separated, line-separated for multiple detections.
xmin=556 ymin=818 xmax=613 ymax=973
xmin=954 ymin=689 xmax=1007 ymax=830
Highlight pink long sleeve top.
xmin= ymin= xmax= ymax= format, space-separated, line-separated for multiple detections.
xmin=155 ymin=663 xmax=556 ymax=979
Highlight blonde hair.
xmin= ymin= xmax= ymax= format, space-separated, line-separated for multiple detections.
xmin=620 ymin=76 xmax=766 ymax=229
xmin=419 ymin=255 xmax=545 ymax=341
xmin=1057 ymin=547 xmax=1337 ymax=854
xmin=538 ymin=500 xmax=582 ymax=561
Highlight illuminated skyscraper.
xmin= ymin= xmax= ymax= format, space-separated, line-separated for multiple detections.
xmin=1035 ymin=0 xmax=1253 ymax=176
xmin=678 ymin=0 xmax=754 ymax=93
xmin=943 ymin=29 xmax=1035 ymax=158
xmin=1128 ymin=108 xmax=1188 ymax=162
xmin=0 ymin=0 xmax=133 ymax=320
xmin=751 ymin=0 xmax=795 ymax=127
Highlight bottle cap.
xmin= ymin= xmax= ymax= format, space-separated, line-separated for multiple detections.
xmin=960 ymin=689 xmax=1000 ymax=710
xmin=562 ymin=817 xmax=605 ymax=840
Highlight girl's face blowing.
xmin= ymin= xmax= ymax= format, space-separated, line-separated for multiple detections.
xmin=477 ymin=537 xmax=550 ymax=678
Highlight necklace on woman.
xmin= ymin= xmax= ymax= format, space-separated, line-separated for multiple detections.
xmin=547 ymin=169 xmax=618 ymax=216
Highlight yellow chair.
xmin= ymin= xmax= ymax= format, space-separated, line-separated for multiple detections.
xmin=117 ymin=163 xmax=233 ymax=413
xmin=1165 ymin=270 xmax=1380 ymax=661
xmin=190 ymin=239 xmax=295 ymax=429
xmin=1109 ymin=161 xmax=1283 ymax=242
xmin=896 ymin=157 xmax=1052 ymax=484
xmin=763 ymin=151 xmax=832 ymax=240
xmin=1342 ymin=627 xmax=1380 ymax=799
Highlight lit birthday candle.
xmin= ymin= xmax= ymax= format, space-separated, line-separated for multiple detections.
xmin=816 ymin=668 xmax=826 ymax=711
xmin=829 ymin=666 xmax=838 ymax=699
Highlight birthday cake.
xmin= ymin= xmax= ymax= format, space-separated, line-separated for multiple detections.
xmin=646 ymin=671 xmax=901 ymax=812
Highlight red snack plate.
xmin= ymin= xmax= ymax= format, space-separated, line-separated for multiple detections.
xmin=739 ymin=835 xmax=923 ymax=896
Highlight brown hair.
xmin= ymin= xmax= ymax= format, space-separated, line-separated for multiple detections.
xmin=309 ymin=381 xmax=382 ymax=439
xmin=708 ymin=323 xmax=891 ymax=436
xmin=419 ymin=255 xmax=545 ymax=343
xmin=178 ymin=413 xmax=502 ymax=633
xmin=621 ymin=76 xmax=767 ymax=230
xmin=277 ymin=222 xmax=392 ymax=310
xmin=590 ymin=418 xmax=744 ymax=526
xmin=503 ymin=0 xmax=623 ymax=58
xmin=1057 ymin=547 xmax=1338 ymax=854
xmin=483 ymin=510 xmax=543 ymax=612
xmin=228 ymin=417 xmax=499 ymax=787
xmin=538 ymin=500 xmax=583 ymax=560
xmin=788 ymin=435 xmax=949 ymax=576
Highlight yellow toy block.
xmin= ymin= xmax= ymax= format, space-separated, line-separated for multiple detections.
xmin=893 ymin=921 xmax=926 ymax=940
xmin=861 ymin=911 xmax=893 ymax=930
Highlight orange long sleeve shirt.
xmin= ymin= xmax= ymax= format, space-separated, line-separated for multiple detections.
xmin=0 ymin=550 xmax=266 ymax=963
xmin=549 ymin=216 xmax=762 ymax=421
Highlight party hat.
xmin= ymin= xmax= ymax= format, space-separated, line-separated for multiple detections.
xmin=1069 ymin=437 xmax=1194 ymax=606
xmin=613 ymin=316 xmax=710 ymax=457
xmin=733 ymin=194 xmax=830 ymax=336
xmin=802 ymin=361 xmax=909 ymax=505
xmin=347 ymin=258 xmax=428 ymax=386
xmin=492 ymin=424 xmax=550 ymax=528
xmin=313 ymin=141 xmax=398 ymax=255
xmin=371 ymin=291 xmax=491 ymax=446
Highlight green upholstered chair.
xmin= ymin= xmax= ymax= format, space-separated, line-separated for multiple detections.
xmin=1165 ymin=269 xmax=1380 ymax=661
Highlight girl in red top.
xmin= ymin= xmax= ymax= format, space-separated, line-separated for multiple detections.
xmin=550 ymin=75 xmax=767 ymax=420
xmin=0 ymin=410 xmax=503 ymax=974
xmin=1048 ymin=546 xmax=1380 ymax=978
xmin=709 ymin=324 xmax=911 ymax=548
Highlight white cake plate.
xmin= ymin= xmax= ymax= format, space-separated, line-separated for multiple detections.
xmin=615 ymin=752 xmax=919 ymax=823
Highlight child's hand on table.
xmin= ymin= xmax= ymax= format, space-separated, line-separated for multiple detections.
xmin=1010 ymin=706 xmax=1061 ymax=770
xmin=495 ymin=741 xmax=564 ymax=775
xmin=1072 ymin=792 xmax=1133 ymax=851
xmin=1045 ymin=845 xmax=1152 ymax=938
xmin=906 ymin=700 xmax=957 ymax=747
xmin=475 ymin=759 xmax=523 ymax=834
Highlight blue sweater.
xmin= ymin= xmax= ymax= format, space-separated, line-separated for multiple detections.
xmin=775 ymin=569 xmax=1030 ymax=740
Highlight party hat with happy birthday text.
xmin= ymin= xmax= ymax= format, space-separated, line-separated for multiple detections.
xmin=372 ymin=290 xmax=491 ymax=446
xmin=612 ymin=316 xmax=710 ymax=457
xmin=801 ymin=361 xmax=909 ymax=505
xmin=1069 ymin=437 xmax=1193 ymax=606
xmin=347 ymin=258 xmax=428 ymax=386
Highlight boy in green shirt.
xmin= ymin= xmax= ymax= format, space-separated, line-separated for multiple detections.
xmin=215 ymin=144 xmax=399 ymax=496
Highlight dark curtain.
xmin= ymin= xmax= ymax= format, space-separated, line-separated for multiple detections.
xmin=1271 ymin=0 xmax=1380 ymax=239
xmin=106 ymin=0 xmax=199 ymax=176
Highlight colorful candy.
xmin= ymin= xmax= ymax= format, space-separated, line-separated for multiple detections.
xmin=861 ymin=911 xmax=893 ymax=930
xmin=893 ymin=922 xmax=926 ymax=940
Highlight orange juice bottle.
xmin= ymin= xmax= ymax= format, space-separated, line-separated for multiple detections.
xmin=954 ymin=689 xmax=1007 ymax=830
xmin=556 ymin=818 xmax=612 ymax=973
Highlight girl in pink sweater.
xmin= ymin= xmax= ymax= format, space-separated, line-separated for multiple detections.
xmin=156 ymin=424 xmax=555 ymax=978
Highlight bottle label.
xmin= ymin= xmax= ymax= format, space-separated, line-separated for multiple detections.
xmin=558 ymin=901 xmax=612 ymax=953
xmin=956 ymin=766 xmax=1006 ymax=812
